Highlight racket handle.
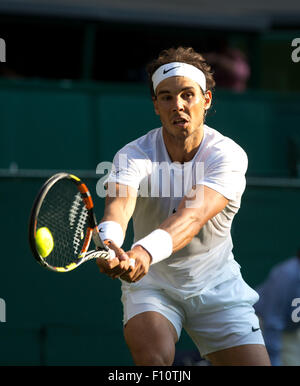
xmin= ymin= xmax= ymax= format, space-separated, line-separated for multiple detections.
xmin=84 ymin=250 xmax=135 ymax=268
xmin=83 ymin=249 xmax=114 ymax=261
xmin=97 ymin=248 xmax=116 ymax=260
xmin=100 ymin=251 xmax=135 ymax=268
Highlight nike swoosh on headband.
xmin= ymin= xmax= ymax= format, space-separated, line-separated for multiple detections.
xmin=163 ymin=66 xmax=180 ymax=74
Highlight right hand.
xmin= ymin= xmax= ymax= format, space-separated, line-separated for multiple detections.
xmin=96 ymin=240 xmax=134 ymax=279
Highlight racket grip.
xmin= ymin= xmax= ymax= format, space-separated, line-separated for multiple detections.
xmin=101 ymin=248 xmax=116 ymax=260
xmin=93 ymin=250 xmax=135 ymax=268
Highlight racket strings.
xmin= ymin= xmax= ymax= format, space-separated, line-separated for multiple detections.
xmin=72 ymin=203 xmax=89 ymax=256
xmin=36 ymin=179 xmax=89 ymax=269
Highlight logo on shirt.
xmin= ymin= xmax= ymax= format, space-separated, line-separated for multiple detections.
xmin=110 ymin=170 xmax=122 ymax=176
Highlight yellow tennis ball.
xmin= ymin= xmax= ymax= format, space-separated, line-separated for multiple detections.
xmin=35 ymin=227 xmax=54 ymax=258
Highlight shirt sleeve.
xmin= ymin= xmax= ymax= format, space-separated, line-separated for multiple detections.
xmin=106 ymin=146 xmax=148 ymax=191
xmin=199 ymin=144 xmax=248 ymax=201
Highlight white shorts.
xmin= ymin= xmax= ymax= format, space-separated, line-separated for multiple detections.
xmin=121 ymin=273 xmax=265 ymax=357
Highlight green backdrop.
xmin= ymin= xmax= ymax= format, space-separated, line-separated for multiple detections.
xmin=0 ymin=78 xmax=299 ymax=365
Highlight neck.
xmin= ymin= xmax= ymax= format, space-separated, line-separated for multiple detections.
xmin=162 ymin=125 xmax=204 ymax=163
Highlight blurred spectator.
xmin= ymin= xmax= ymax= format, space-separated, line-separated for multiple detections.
xmin=254 ymin=249 xmax=300 ymax=366
xmin=204 ymin=39 xmax=250 ymax=92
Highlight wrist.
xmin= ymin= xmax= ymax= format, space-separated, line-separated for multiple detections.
xmin=132 ymin=244 xmax=152 ymax=264
xmin=132 ymin=229 xmax=173 ymax=265
xmin=98 ymin=220 xmax=124 ymax=247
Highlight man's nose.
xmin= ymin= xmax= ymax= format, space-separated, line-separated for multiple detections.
xmin=172 ymin=96 xmax=184 ymax=111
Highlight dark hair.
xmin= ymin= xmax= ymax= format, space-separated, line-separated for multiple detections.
xmin=146 ymin=46 xmax=216 ymax=98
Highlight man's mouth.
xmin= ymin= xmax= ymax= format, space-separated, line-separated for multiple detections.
xmin=173 ymin=117 xmax=189 ymax=127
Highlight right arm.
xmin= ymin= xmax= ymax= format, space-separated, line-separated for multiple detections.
xmin=100 ymin=183 xmax=138 ymax=235
xmin=96 ymin=183 xmax=139 ymax=277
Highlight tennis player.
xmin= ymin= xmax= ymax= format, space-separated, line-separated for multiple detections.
xmin=96 ymin=47 xmax=271 ymax=366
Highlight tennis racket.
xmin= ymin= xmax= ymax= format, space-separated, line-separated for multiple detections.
xmin=28 ymin=172 xmax=115 ymax=272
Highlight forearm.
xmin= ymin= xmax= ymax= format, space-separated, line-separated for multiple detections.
xmin=160 ymin=186 xmax=228 ymax=253
xmin=101 ymin=198 xmax=130 ymax=235
xmin=100 ymin=183 xmax=137 ymax=235
xmin=159 ymin=208 xmax=204 ymax=253
xmin=133 ymin=186 xmax=228 ymax=265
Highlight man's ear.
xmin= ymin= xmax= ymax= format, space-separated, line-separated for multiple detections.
xmin=204 ymin=90 xmax=212 ymax=111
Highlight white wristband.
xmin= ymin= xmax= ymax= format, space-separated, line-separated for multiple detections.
xmin=98 ymin=221 xmax=124 ymax=247
xmin=132 ymin=229 xmax=173 ymax=265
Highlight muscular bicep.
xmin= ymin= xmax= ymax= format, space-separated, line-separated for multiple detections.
xmin=101 ymin=183 xmax=138 ymax=234
xmin=160 ymin=185 xmax=229 ymax=252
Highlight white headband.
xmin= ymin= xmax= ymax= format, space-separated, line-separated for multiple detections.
xmin=152 ymin=62 xmax=206 ymax=94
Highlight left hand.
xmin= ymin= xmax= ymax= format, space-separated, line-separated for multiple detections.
xmin=119 ymin=245 xmax=152 ymax=283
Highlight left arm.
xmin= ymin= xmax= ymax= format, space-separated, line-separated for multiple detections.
xmin=122 ymin=185 xmax=228 ymax=282
xmin=160 ymin=185 xmax=228 ymax=252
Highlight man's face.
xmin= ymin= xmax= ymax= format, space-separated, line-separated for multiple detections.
xmin=153 ymin=76 xmax=212 ymax=141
